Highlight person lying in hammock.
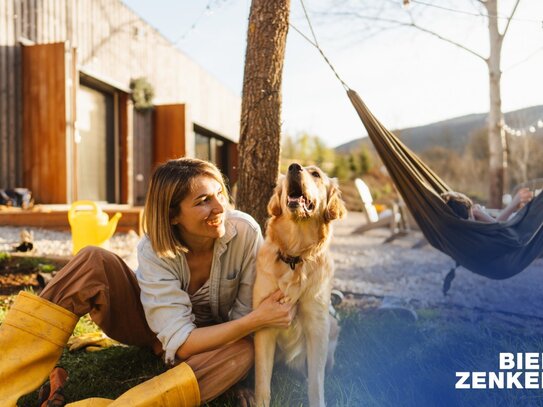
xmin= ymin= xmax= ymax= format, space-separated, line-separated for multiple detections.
xmin=441 ymin=188 xmax=533 ymax=223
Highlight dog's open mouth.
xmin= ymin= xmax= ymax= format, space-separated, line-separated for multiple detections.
xmin=287 ymin=183 xmax=315 ymax=213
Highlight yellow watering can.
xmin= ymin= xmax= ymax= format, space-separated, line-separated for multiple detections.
xmin=68 ymin=201 xmax=122 ymax=255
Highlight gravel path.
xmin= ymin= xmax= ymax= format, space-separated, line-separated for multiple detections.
xmin=332 ymin=212 xmax=543 ymax=319
xmin=1 ymin=211 xmax=542 ymax=318
xmin=0 ymin=227 xmax=141 ymax=269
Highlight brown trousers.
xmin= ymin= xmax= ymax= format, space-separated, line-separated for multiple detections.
xmin=40 ymin=246 xmax=253 ymax=403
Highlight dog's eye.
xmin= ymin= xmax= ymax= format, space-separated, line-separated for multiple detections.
xmin=311 ymin=171 xmax=321 ymax=178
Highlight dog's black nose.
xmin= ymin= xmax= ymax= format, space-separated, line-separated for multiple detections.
xmin=288 ymin=163 xmax=302 ymax=173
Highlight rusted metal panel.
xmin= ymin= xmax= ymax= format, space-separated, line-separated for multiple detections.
xmin=153 ymin=104 xmax=186 ymax=168
xmin=22 ymin=42 xmax=67 ymax=203
xmin=229 ymin=141 xmax=239 ymax=186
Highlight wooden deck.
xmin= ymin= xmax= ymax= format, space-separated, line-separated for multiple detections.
xmin=0 ymin=205 xmax=144 ymax=235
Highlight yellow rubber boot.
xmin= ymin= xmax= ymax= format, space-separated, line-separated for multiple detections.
xmin=66 ymin=362 xmax=200 ymax=407
xmin=0 ymin=291 xmax=78 ymax=407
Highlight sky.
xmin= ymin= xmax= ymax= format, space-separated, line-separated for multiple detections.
xmin=122 ymin=0 xmax=543 ymax=148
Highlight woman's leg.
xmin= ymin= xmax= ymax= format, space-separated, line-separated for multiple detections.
xmin=69 ymin=338 xmax=255 ymax=406
xmin=0 ymin=246 xmax=163 ymax=407
xmin=185 ymin=337 xmax=254 ymax=403
xmin=39 ymin=246 xmax=202 ymax=406
xmin=41 ymin=246 xmax=159 ymax=350
xmin=13 ymin=246 xmax=248 ymax=406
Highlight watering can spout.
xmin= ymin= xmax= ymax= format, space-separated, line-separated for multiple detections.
xmin=98 ymin=212 xmax=122 ymax=243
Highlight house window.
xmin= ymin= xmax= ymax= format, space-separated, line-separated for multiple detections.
xmin=195 ymin=133 xmax=211 ymax=162
xmin=194 ymin=126 xmax=232 ymax=183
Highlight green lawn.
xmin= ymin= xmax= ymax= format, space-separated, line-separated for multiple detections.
xmin=4 ymin=299 xmax=542 ymax=406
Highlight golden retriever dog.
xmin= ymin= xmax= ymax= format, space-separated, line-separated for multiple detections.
xmin=254 ymin=163 xmax=346 ymax=407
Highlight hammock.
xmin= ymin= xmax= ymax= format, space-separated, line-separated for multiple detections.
xmin=347 ymin=89 xmax=543 ymax=286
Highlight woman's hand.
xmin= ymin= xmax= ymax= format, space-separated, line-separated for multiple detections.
xmin=497 ymin=188 xmax=534 ymax=221
xmin=513 ymin=188 xmax=533 ymax=209
xmin=175 ymin=289 xmax=295 ymax=360
xmin=252 ymin=290 xmax=296 ymax=329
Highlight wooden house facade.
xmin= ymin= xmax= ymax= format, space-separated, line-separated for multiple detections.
xmin=0 ymin=0 xmax=240 ymax=205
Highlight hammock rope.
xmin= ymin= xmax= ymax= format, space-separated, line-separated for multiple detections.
xmin=292 ymin=0 xmax=349 ymax=90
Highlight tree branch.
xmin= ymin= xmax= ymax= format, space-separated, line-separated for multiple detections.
xmin=502 ymin=0 xmax=521 ymax=38
xmin=410 ymin=21 xmax=486 ymax=61
xmin=327 ymin=11 xmax=487 ymax=62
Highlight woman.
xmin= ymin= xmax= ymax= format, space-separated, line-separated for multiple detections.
xmin=0 ymin=158 xmax=294 ymax=406
xmin=442 ymin=188 xmax=533 ymax=222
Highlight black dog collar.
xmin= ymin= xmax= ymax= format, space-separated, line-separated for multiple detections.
xmin=277 ymin=251 xmax=303 ymax=270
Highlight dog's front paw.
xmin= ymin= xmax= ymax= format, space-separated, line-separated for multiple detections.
xmin=254 ymin=394 xmax=271 ymax=407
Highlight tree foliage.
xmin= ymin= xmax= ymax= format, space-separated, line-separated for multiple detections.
xmin=280 ymin=133 xmax=372 ymax=181
xmin=281 ymin=133 xmax=334 ymax=171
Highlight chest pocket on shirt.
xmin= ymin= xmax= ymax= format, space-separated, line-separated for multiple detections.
xmin=219 ymin=269 xmax=242 ymax=308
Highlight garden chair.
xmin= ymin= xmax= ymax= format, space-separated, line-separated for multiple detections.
xmin=352 ymin=178 xmax=410 ymax=243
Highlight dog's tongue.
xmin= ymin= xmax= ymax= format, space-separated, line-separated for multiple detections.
xmin=287 ymin=195 xmax=305 ymax=208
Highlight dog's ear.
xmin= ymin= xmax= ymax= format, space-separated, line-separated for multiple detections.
xmin=324 ymin=179 xmax=347 ymax=223
xmin=267 ymin=177 xmax=284 ymax=217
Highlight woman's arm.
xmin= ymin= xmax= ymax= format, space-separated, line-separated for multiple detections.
xmin=136 ymin=239 xmax=198 ymax=365
xmin=471 ymin=204 xmax=497 ymax=223
xmin=176 ymin=290 xmax=293 ymax=360
xmin=137 ymin=240 xmax=292 ymax=364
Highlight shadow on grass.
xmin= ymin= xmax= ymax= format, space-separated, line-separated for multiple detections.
xmin=17 ymin=307 xmax=543 ymax=406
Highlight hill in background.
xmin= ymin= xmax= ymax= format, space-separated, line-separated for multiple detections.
xmin=336 ymin=105 xmax=543 ymax=154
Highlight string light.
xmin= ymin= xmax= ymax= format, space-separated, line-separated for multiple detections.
xmin=503 ymin=116 xmax=543 ymax=137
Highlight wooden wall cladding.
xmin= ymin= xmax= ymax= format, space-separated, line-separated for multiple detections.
xmin=0 ymin=0 xmax=22 ymax=188
xmin=1 ymin=0 xmax=240 ymax=198
xmin=22 ymin=42 xmax=67 ymax=203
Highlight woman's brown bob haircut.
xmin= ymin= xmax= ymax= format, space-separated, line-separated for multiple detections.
xmin=441 ymin=191 xmax=473 ymax=220
xmin=143 ymin=158 xmax=230 ymax=258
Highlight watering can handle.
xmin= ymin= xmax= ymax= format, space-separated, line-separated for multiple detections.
xmin=68 ymin=200 xmax=100 ymax=222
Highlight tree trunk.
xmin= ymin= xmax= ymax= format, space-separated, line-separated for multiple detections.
xmin=237 ymin=0 xmax=290 ymax=231
xmin=485 ymin=0 xmax=507 ymax=208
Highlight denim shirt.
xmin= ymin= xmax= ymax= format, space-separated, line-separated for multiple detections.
xmin=136 ymin=210 xmax=262 ymax=364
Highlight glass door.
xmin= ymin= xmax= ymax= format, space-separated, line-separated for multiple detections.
xmin=76 ymin=85 xmax=115 ymax=202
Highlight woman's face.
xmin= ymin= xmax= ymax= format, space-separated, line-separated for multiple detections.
xmin=172 ymin=175 xmax=227 ymax=245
